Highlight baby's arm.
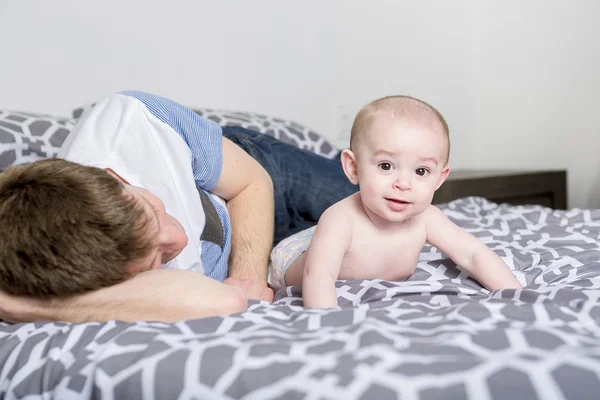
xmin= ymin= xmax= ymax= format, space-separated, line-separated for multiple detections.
xmin=302 ymin=207 xmax=352 ymax=309
xmin=425 ymin=206 xmax=522 ymax=290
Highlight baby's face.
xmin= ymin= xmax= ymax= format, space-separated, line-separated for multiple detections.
xmin=353 ymin=115 xmax=449 ymax=223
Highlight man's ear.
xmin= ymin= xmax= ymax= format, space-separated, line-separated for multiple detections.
xmin=435 ymin=166 xmax=450 ymax=190
xmin=341 ymin=149 xmax=359 ymax=185
xmin=105 ymin=168 xmax=129 ymax=184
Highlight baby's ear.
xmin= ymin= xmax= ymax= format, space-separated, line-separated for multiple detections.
xmin=341 ymin=149 xmax=359 ymax=185
xmin=435 ymin=166 xmax=450 ymax=190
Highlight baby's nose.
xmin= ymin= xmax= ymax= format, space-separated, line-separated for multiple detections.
xmin=393 ymin=173 xmax=412 ymax=191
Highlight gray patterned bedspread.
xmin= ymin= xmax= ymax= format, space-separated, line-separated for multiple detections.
xmin=1 ymin=197 xmax=600 ymax=400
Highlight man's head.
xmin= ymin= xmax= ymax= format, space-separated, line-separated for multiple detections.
xmin=341 ymin=95 xmax=450 ymax=223
xmin=117 ymin=178 xmax=188 ymax=273
xmin=0 ymin=158 xmax=186 ymax=299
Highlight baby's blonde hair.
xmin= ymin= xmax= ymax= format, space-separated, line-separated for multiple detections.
xmin=350 ymin=95 xmax=450 ymax=164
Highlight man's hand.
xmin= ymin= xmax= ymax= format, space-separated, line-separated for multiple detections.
xmin=223 ymin=278 xmax=274 ymax=302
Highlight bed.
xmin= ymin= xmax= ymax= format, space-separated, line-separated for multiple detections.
xmin=1 ymin=108 xmax=599 ymax=399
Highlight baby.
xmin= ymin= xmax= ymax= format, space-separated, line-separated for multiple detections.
xmin=268 ymin=95 xmax=522 ymax=308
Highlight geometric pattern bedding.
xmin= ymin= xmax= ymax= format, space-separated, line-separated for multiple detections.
xmin=1 ymin=197 xmax=600 ymax=399
xmin=0 ymin=109 xmax=74 ymax=170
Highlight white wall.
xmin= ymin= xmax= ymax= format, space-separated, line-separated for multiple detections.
xmin=1 ymin=0 xmax=598 ymax=208
xmin=469 ymin=1 xmax=600 ymax=208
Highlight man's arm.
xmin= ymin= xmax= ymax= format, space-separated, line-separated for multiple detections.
xmin=425 ymin=206 xmax=522 ymax=290
xmin=211 ymin=137 xmax=275 ymax=301
xmin=0 ymin=269 xmax=247 ymax=323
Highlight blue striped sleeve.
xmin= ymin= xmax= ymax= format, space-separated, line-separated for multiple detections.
xmin=119 ymin=90 xmax=223 ymax=190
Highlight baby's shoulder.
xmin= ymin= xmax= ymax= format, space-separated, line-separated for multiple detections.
xmin=419 ymin=204 xmax=451 ymax=228
xmin=326 ymin=193 xmax=360 ymax=213
xmin=319 ymin=194 xmax=361 ymax=225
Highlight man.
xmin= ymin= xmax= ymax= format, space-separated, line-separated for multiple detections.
xmin=0 ymin=91 xmax=357 ymax=323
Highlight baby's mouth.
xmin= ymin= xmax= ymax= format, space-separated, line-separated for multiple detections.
xmin=386 ymin=198 xmax=410 ymax=204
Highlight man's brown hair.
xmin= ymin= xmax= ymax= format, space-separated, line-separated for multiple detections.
xmin=0 ymin=158 xmax=154 ymax=298
xmin=350 ymin=95 xmax=450 ymax=164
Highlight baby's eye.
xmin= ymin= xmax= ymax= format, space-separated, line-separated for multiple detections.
xmin=415 ymin=168 xmax=430 ymax=176
xmin=378 ymin=162 xmax=393 ymax=171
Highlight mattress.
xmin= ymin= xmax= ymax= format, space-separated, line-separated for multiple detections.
xmin=1 ymin=197 xmax=599 ymax=399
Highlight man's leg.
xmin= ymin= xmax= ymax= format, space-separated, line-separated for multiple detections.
xmin=222 ymin=126 xmax=357 ymax=244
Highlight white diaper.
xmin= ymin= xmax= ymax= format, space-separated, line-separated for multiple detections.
xmin=268 ymin=226 xmax=316 ymax=290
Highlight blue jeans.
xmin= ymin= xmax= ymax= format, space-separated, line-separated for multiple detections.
xmin=222 ymin=126 xmax=358 ymax=245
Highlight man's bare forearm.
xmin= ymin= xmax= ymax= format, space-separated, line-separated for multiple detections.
xmin=226 ymin=171 xmax=274 ymax=284
xmin=4 ymin=270 xmax=247 ymax=323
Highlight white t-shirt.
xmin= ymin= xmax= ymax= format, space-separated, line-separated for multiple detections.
xmin=58 ymin=91 xmax=231 ymax=281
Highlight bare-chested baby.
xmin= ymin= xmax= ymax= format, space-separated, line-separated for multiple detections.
xmin=267 ymin=95 xmax=523 ymax=308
